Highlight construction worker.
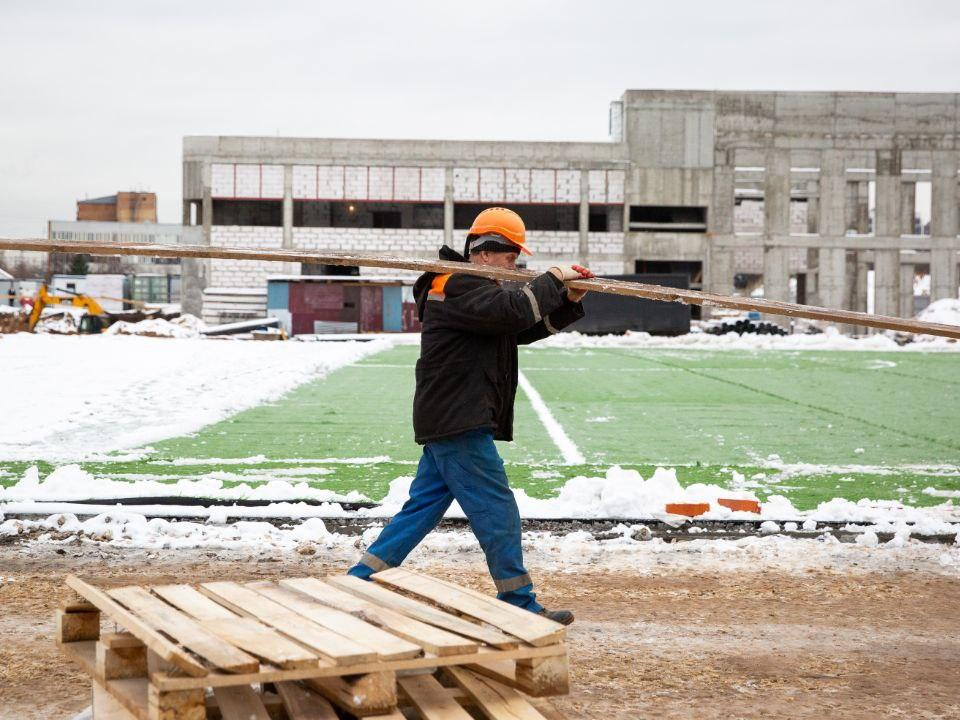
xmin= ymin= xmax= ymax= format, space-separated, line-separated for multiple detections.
xmin=349 ymin=207 xmax=594 ymax=624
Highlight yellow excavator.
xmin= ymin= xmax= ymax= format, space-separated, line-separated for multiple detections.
xmin=28 ymin=285 xmax=112 ymax=333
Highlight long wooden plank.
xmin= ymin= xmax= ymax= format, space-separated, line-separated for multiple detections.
xmin=199 ymin=581 xmax=377 ymax=665
xmin=326 ymin=576 xmax=517 ymax=649
xmin=373 ymin=569 xmax=564 ymax=648
xmin=248 ymin=581 xmax=422 ymax=660
xmin=109 ymin=586 xmax=259 ymax=673
xmin=213 ymin=686 xmax=271 ymax=720
xmin=445 ymin=667 xmax=549 ymax=720
xmin=64 ymin=575 xmax=208 ymax=677
xmin=152 ymin=584 xmax=318 ymax=669
xmin=399 ymin=674 xmax=474 ymax=720
xmin=276 ymin=681 xmax=339 ymax=720
xmin=280 ymin=577 xmax=479 ymax=656
xmin=4 ymin=238 xmax=959 ymax=339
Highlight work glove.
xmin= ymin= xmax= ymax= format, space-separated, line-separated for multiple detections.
xmin=549 ymin=265 xmax=595 ymax=302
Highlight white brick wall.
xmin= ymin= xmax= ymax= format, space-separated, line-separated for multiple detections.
xmin=479 ymin=168 xmax=505 ymax=202
xmin=318 ymin=166 xmax=345 ymax=199
xmin=607 ymin=171 xmax=624 ymax=203
xmin=454 ymin=168 xmax=479 ymax=201
xmin=293 ymin=165 xmax=317 ymax=199
xmin=505 ymin=169 xmax=530 ymax=202
xmin=530 ymin=170 xmax=555 ymax=202
xmin=525 ymin=231 xmax=579 ymax=256
xmin=556 ymin=170 xmax=580 ymax=203
xmin=368 ymin=166 xmax=393 ymax=200
xmin=212 ymin=163 xmax=234 ymax=196
xmin=210 ymin=226 xmax=291 ymax=288
xmin=394 ymin=167 xmax=420 ymax=201
xmin=293 ymin=227 xmax=444 ymax=255
xmin=588 ymin=170 xmax=625 ymax=204
xmin=588 ymin=232 xmax=624 ymax=255
xmin=421 ymin=168 xmax=445 ymax=201
xmin=261 ymin=165 xmax=284 ymax=198
xmin=234 ymin=165 xmax=261 ymax=199
xmin=344 ymin=166 xmax=368 ymax=199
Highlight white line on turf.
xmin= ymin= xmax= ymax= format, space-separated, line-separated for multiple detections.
xmin=517 ymin=370 xmax=585 ymax=465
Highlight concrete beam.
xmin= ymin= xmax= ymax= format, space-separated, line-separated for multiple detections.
xmin=713 ymin=234 xmax=959 ymax=250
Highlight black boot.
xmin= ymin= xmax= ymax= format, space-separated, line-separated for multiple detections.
xmin=537 ymin=608 xmax=574 ymax=626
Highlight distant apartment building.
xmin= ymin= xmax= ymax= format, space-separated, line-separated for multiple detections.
xmin=77 ymin=192 xmax=158 ymax=223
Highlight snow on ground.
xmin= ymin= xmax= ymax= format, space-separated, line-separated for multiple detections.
xmin=1 ymin=510 xmax=958 ymax=577
xmin=3 ymin=464 xmax=958 ymax=537
xmin=537 ymin=325 xmax=960 ymax=351
xmin=0 ymin=333 xmax=390 ymax=461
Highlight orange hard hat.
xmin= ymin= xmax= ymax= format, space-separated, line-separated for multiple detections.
xmin=467 ymin=207 xmax=532 ymax=256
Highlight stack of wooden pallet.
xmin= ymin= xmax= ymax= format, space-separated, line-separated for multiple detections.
xmin=57 ymin=568 xmax=569 ymax=719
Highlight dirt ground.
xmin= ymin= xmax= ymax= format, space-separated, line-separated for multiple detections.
xmin=2 ymin=542 xmax=959 ymax=720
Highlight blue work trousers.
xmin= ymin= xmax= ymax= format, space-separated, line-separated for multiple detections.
xmin=347 ymin=429 xmax=541 ymax=612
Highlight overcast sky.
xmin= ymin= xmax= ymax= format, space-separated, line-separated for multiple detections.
xmin=1 ymin=0 xmax=958 ymax=237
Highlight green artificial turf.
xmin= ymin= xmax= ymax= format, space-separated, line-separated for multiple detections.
xmin=3 ymin=344 xmax=959 ymax=511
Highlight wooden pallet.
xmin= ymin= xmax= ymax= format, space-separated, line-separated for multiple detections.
xmin=58 ymin=568 xmax=569 ymax=719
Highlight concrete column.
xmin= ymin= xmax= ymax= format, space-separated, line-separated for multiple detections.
xmin=853 ymin=254 xmax=869 ymax=314
xmin=201 ymin=161 xmax=212 ymax=244
xmin=900 ymin=263 xmax=915 ymax=317
xmin=182 ymin=200 xmax=190 ymax=225
xmin=763 ymin=149 xmax=791 ymax=309
xmin=181 ymin=161 xmax=212 ymax=317
xmin=578 ymin=170 xmax=590 ymax=262
xmin=900 ymin=180 xmax=916 ymax=235
xmin=443 ymin=167 xmax=454 ymax=248
xmin=874 ymin=150 xmax=902 ymax=317
xmin=816 ymin=150 xmax=847 ymax=312
xmin=931 ymin=151 xmax=960 ymax=300
xmin=706 ymin=150 xmax=736 ymax=303
xmin=875 ymin=250 xmax=901 ymax=317
xmin=282 ymin=165 xmax=293 ymax=250
xmin=856 ymin=181 xmax=871 ymax=234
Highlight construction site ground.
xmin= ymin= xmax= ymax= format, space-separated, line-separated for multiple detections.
xmin=2 ymin=542 xmax=958 ymax=720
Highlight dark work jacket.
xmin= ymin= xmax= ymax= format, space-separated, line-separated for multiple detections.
xmin=412 ymin=245 xmax=585 ymax=444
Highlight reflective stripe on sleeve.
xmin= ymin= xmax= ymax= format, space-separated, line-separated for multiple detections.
xmin=360 ymin=552 xmax=393 ymax=573
xmin=521 ymin=286 xmax=542 ymax=323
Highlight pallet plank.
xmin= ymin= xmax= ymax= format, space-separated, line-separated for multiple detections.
xmin=399 ymin=674 xmax=474 ymax=720
xmin=152 ymin=584 xmax=237 ymax=620
xmin=109 ymin=586 xmax=259 ymax=674
xmin=373 ymin=569 xmax=564 ymax=648
xmin=153 ymin=583 xmax=317 ymax=669
xmin=305 ymin=671 xmax=397 ymax=717
xmin=276 ymin=681 xmax=339 ymax=720
xmin=199 ymin=581 xmax=377 ymax=665
xmin=445 ymin=667 xmax=549 ymax=720
xmin=248 ymin=582 xmax=422 ymax=660
xmin=65 ymin=576 xmax=208 ymax=678
xmin=213 ymin=685 xmax=271 ymax=720
xmin=281 ymin=577 xmax=479 ymax=657
xmin=327 ymin=576 xmax=517 ymax=649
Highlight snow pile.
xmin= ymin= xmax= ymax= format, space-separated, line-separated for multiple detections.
xmin=0 ymin=334 xmax=391 ymax=461
xmin=0 ymin=464 xmax=368 ymax=504
xmin=536 ymin=326 xmax=959 ymax=352
xmin=106 ymin=314 xmax=205 ymax=339
xmin=34 ymin=312 xmax=80 ymax=334
xmin=912 ymin=299 xmax=960 ymax=343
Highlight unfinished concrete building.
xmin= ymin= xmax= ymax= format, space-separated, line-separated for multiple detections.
xmin=182 ymin=90 xmax=960 ymax=327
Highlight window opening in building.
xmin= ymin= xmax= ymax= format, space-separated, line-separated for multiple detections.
xmin=634 ymin=260 xmax=703 ymax=319
xmin=301 ymin=264 xmax=360 ymax=276
xmin=294 ymin=201 xmax=443 ymax=229
xmin=212 ymin=200 xmax=282 ymax=226
xmin=629 ymin=206 xmax=707 ymax=232
xmin=454 ymin=203 xmax=579 ymax=232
